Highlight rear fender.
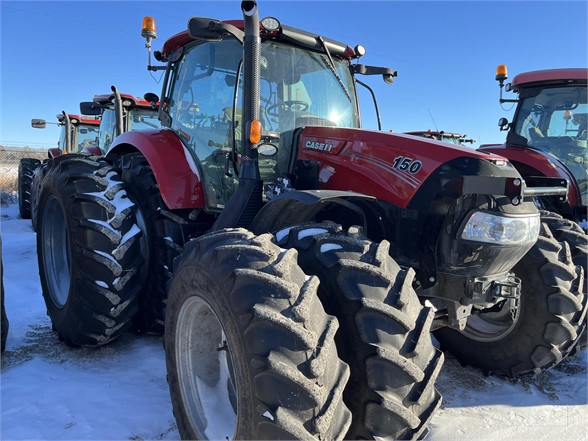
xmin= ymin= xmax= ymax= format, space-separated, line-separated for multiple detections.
xmin=81 ymin=146 xmax=103 ymax=156
xmin=106 ymin=129 xmax=205 ymax=209
xmin=48 ymin=148 xmax=62 ymax=159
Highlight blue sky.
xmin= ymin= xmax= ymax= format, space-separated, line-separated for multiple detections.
xmin=1 ymin=0 xmax=586 ymax=148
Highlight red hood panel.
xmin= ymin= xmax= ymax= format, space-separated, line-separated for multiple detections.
xmin=297 ymin=127 xmax=504 ymax=208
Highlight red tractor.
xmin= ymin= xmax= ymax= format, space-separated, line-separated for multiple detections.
xmin=480 ymin=65 xmax=588 ymax=350
xmin=79 ymin=86 xmax=160 ymax=155
xmin=405 ymin=129 xmax=475 ymax=146
xmin=18 ymin=112 xmax=99 ymax=220
xmin=35 ymin=3 xmax=586 ymax=439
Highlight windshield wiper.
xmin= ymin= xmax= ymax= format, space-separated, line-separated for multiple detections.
xmin=317 ymin=36 xmax=353 ymax=103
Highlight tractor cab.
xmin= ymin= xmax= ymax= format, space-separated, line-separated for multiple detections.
xmin=143 ymin=16 xmax=394 ymax=211
xmin=32 ymin=113 xmax=100 ymax=156
xmin=483 ymin=65 xmax=588 ymax=217
xmin=80 ymin=88 xmax=160 ymax=153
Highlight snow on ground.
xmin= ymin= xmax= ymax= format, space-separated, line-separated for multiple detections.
xmin=1 ymin=201 xmax=587 ymax=440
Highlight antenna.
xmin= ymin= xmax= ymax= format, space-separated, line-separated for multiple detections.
xmin=427 ymin=108 xmax=439 ymax=132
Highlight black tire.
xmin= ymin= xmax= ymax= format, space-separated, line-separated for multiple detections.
xmin=275 ymin=222 xmax=443 ymax=440
xmin=165 ymin=229 xmax=351 ymax=440
xmin=120 ymin=153 xmax=192 ymax=334
xmin=1 ymin=234 xmax=8 ymax=353
xmin=18 ymin=158 xmax=41 ymax=219
xmin=37 ymin=155 xmax=143 ymax=347
xmin=435 ymin=219 xmax=588 ymax=377
xmin=30 ymin=159 xmax=50 ymax=232
xmin=540 ymin=210 xmax=588 ymax=353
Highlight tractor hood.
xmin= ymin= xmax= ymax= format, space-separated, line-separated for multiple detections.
xmin=296 ymin=126 xmax=514 ymax=208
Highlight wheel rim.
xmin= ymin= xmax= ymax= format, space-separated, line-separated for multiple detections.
xmin=176 ymin=296 xmax=238 ymax=439
xmin=41 ymin=195 xmax=71 ymax=308
xmin=460 ymin=298 xmax=519 ymax=342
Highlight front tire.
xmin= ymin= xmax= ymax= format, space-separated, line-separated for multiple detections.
xmin=275 ymin=222 xmax=443 ymax=440
xmin=18 ymin=158 xmax=41 ymax=219
xmin=435 ymin=219 xmax=587 ymax=377
xmin=165 ymin=229 xmax=351 ymax=440
xmin=37 ymin=155 xmax=143 ymax=346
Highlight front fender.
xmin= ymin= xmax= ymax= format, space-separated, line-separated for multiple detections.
xmin=107 ymin=129 xmax=205 ymax=209
xmin=250 ymin=190 xmax=376 ymax=235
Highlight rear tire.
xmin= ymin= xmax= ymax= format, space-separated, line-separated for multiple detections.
xmin=275 ymin=222 xmax=443 ymax=440
xmin=1 ymin=235 xmax=8 ymax=353
xmin=30 ymin=160 xmax=49 ymax=232
xmin=540 ymin=210 xmax=588 ymax=353
xmin=435 ymin=218 xmax=587 ymax=377
xmin=37 ymin=155 xmax=143 ymax=346
xmin=120 ymin=153 xmax=191 ymax=334
xmin=165 ymin=229 xmax=351 ymax=440
xmin=18 ymin=158 xmax=41 ymax=219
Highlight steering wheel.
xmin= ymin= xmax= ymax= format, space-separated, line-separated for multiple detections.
xmin=267 ymin=100 xmax=309 ymax=116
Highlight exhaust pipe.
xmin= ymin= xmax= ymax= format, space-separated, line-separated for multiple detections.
xmin=240 ymin=0 xmax=260 ymax=173
xmin=61 ymin=111 xmax=71 ymax=153
xmin=212 ymin=0 xmax=262 ymax=230
xmin=111 ymin=86 xmax=124 ymax=138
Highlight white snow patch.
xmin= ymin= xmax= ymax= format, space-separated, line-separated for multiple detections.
xmin=87 ymin=218 xmax=120 ymax=237
xmin=95 ymin=280 xmax=108 ymax=289
xmin=298 ymin=228 xmax=328 ymax=240
xmin=320 ymin=243 xmax=343 ymax=253
xmin=94 ymin=250 xmax=118 ymax=265
xmin=120 ymin=224 xmax=141 ymax=245
xmin=275 ymin=227 xmax=292 ymax=243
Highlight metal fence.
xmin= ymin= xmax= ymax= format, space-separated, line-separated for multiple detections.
xmin=0 ymin=146 xmax=48 ymax=193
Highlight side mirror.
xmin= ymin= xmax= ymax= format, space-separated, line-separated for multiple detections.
xmin=498 ymin=117 xmax=510 ymax=132
xmin=144 ymin=92 xmax=159 ymax=105
xmin=31 ymin=119 xmax=46 ymax=129
xmin=80 ymin=101 xmax=103 ymax=116
xmin=188 ymin=17 xmax=244 ymax=42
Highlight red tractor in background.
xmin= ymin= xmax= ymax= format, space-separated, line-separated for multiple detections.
xmin=480 ymin=65 xmax=588 ymax=350
xmin=18 ymin=112 xmax=99 ymax=220
xmin=405 ymin=129 xmax=475 ymax=146
xmin=79 ymin=86 xmax=160 ymax=155
xmin=35 ymin=3 xmax=586 ymax=439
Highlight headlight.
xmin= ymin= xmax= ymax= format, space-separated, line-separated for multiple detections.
xmin=460 ymin=211 xmax=540 ymax=245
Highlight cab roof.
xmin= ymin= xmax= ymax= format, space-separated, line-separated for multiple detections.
xmin=93 ymin=92 xmax=153 ymax=109
xmin=160 ymin=19 xmax=355 ymax=61
xmin=511 ymin=68 xmax=587 ymax=91
xmin=57 ymin=113 xmax=101 ymax=126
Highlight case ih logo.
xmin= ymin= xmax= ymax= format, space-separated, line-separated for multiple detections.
xmin=305 ymin=140 xmax=333 ymax=152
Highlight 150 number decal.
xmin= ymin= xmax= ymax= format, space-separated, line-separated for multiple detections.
xmin=392 ymin=156 xmax=422 ymax=174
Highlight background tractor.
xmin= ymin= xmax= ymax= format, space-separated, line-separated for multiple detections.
xmin=479 ymin=65 xmax=588 ymax=350
xmin=18 ymin=112 xmax=99 ymax=220
xmin=79 ymin=86 xmax=160 ymax=155
xmin=35 ymin=2 xmax=586 ymax=439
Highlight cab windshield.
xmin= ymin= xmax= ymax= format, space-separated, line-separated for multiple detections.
xmin=167 ymin=38 xmax=359 ymax=210
xmin=129 ymin=108 xmax=160 ymax=131
xmin=512 ymin=85 xmax=588 ymax=204
xmin=75 ymin=124 xmax=99 ymax=151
